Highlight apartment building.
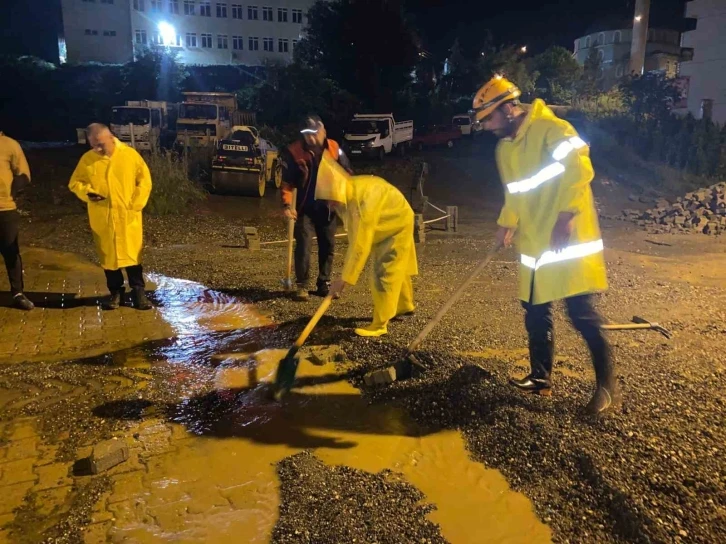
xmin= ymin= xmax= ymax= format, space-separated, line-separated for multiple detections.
xmin=59 ymin=0 xmax=313 ymax=65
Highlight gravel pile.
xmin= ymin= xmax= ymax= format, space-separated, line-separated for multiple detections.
xmin=273 ymin=451 xmax=446 ymax=544
xmin=620 ymin=182 xmax=726 ymax=234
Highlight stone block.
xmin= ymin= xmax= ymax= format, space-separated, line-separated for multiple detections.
xmin=305 ymin=345 xmax=347 ymax=366
xmin=446 ymin=206 xmax=459 ymax=232
xmin=243 ymin=227 xmax=260 ymax=251
xmin=89 ymin=439 xmax=129 ymax=474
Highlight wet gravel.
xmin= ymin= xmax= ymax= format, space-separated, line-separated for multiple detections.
xmin=273 ymin=451 xmax=446 ymax=544
xmin=10 ymin=147 xmax=726 ymax=542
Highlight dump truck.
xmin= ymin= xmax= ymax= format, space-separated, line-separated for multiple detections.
xmin=110 ymin=100 xmax=170 ymax=151
xmin=175 ymin=92 xmax=255 ymax=148
xmin=343 ymin=113 xmax=414 ymax=159
xmin=210 ymin=126 xmax=282 ymax=197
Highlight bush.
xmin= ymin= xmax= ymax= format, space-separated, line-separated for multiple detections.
xmin=144 ymin=149 xmax=206 ymax=215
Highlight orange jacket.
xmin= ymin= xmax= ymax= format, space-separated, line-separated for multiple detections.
xmin=281 ymin=139 xmax=350 ymax=209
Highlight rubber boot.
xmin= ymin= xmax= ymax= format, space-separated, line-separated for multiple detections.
xmin=355 ymin=323 xmax=388 ymax=337
xmin=132 ymin=287 xmax=152 ymax=311
xmin=102 ymin=288 xmax=124 ymax=311
xmin=12 ymin=293 xmax=34 ymax=311
xmin=583 ymin=336 xmax=620 ymax=415
xmin=293 ymin=285 xmax=309 ymax=301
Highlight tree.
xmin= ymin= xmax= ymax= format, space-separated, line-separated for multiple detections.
xmin=529 ymin=46 xmax=582 ymax=104
xmin=120 ymin=48 xmax=188 ymax=102
xmin=295 ymin=0 xmax=419 ymax=111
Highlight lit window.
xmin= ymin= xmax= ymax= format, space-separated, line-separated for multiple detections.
xmin=263 ymin=37 xmax=273 ymax=51
xmin=292 ymin=8 xmax=302 ymax=23
xmin=248 ymin=5 xmax=258 ymax=20
xmin=278 ymin=7 xmax=287 ymax=22
xmin=278 ymin=38 xmax=289 ymax=53
xmin=169 ymin=0 xmax=179 ymax=14
xmin=201 ymin=33 xmax=212 ymax=48
xmin=216 ymin=3 xmax=227 ymax=17
xmin=200 ymin=1 xmax=211 ymax=16
xmin=262 ymin=7 xmax=272 ymax=21
xmin=231 ymin=4 xmax=242 ymax=18
xmin=151 ymin=0 xmax=162 ymax=12
xmin=218 ymin=34 xmax=228 ymax=49
xmin=133 ymin=0 xmax=145 ymax=11
xmin=186 ymin=32 xmax=197 ymax=47
xmin=249 ymin=36 xmax=259 ymax=50
xmin=233 ymin=35 xmax=243 ymax=50
xmin=152 ymin=32 xmax=163 ymax=45
xmin=135 ymin=29 xmax=147 ymax=44
xmin=184 ymin=0 xmax=195 ymax=15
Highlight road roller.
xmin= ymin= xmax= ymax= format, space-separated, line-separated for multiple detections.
xmin=210 ymin=126 xmax=281 ymax=197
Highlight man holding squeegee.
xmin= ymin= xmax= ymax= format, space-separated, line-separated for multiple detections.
xmin=280 ymin=114 xmax=352 ymax=302
xmin=471 ymin=75 xmax=619 ymax=415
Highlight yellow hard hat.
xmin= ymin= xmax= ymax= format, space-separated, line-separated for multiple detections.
xmin=471 ymin=76 xmax=521 ymax=122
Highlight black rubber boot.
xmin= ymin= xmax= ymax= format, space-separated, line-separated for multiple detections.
xmin=102 ymin=289 xmax=124 ymax=311
xmin=132 ymin=288 xmax=152 ymax=311
xmin=584 ymin=383 xmax=622 ymax=415
xmin=313 ymin=281 xmax=330 ymax=297
xmin=509 ymin=374 xmax=553 ymax=396
xmin=12 ymin=293 xmax=34 ymax=311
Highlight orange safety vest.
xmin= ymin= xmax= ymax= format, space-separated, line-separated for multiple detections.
xmin=282 ymin=139 xmax=341 ymax=207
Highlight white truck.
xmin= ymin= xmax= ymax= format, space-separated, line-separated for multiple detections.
xmin=110 ymin=100 xmax=169 ymax=151
xmin=452 ymin=113 xmax=483 ymax=137
xmin=175 ymin=92 xmax=244 ymax=148
xmin=343 ymin=114 xmax=414 ymax=159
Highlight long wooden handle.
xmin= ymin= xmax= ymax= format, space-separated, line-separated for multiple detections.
xmin=601 ymin=323 xmax=653 ymax=331
xmin=294 ymin=294 xmax=334 ymax=348
xmin=407 ymin=244 xmax=501 ymax=354
xmin=286 ymin=189 xmax=297 ymax=278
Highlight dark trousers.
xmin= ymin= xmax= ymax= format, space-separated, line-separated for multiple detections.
xmin=522 ymin=293 xmax=614 ymax=388
xmin=104 ymin=265 xmax=145 ymax=293
xmin=0 ymin=210 xmax=24 ymax=295
xmin=294 ymin=208 xmax=336 ymax=288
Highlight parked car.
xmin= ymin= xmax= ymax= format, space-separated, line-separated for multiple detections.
xmin=452 ymin=113 xmax=483 ymax=137
xmin=411 ymin=125 xmax=462 ymax=151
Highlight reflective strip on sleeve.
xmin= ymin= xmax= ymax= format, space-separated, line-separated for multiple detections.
xmin=520 ymin=239 xmax=604 ymax=271
xmin=506 ymin=136 xmax=588 ymax=195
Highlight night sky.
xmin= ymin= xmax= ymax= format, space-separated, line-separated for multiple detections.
xmin=0 ymin=0 xmax=688 ymax=63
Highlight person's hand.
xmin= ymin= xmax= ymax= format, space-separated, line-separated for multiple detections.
xmin=496 ymin=226 xmax=515 ymax=248
xmin=329 ymin=279 xmax=348 ymax=298
xmin=88 ymin=192 xmax=105 ymax=202
xmin=550 ymin=212 xmax=575 ymax=252
xmin=283 ymin=207 xmax=297 ymax=221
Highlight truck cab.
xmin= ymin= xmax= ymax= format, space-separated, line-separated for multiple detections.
xmin=452 ymin=114 xmax=482 ymax=137
xmin=110 ymin=100 xmax=168 ymax=150
xmin=175 ymin=92 xmax=239 ymax=148
xmin=343 ymin=114 xmax=414 ymax=159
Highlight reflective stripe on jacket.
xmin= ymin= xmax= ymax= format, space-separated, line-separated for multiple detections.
xmin=495 ymin=99 xmax=608 ymax=304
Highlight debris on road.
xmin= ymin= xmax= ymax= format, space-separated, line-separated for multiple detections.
xmin=620 ymin=182 xmax=726 ymax=235
xmin=89 ymin=439 xmax=129 ymax=474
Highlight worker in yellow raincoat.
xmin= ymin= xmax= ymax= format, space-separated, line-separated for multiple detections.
xmin=317 ymin=152 xmax=417 ymax=337
xmin=472 ymin=76 xmax=618 ymax=415
xmin=69 ymin=123 xmax=153 ymax=311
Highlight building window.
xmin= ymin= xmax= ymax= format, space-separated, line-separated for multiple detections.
xmin=184 ymin=0 xmax=195 ymax=15
xmin=292 ymin=39 xmax=298 ymax=50
xmin=151 ymin=0 xmax=162 ymax=12
xmin=186 ymin=32 xmax=197 ymax=47
xmin=597 ymin=32 xmax=605 ymax=46
xmin=169 ymin=0 xmax=179 ymax=13
xmin=82 ymin=0 xmax=96 ymax=3
xmin=278 ymin=7 xmax=288 ymax=22
xmin=233 ymin=35 xmax=243 ymax=50
xmin=103 ymin=30 xmax=117 ymax=36
xmin=135 ymin=29 xmax=147 ymax=44
xmin=217 ymin=34 xmax=228 ymax=49
xmin=262 ymin=6 xmax=272 ymax=21
xmin=597 ymin=49 xmax=604 ymax=60
xmin=263 ymin=37 xmax=273 ymax=51
xmin=292 ymin=8 xmax=302 ymax=23
xmin=613 ymin=30 xmax=621 ymax=44
xmin=85 ymin=29 xmax=99 ymax=35
xmin=249 ymin=36 xmax=259 ymax=50
xmin=216 ymin=3 xmax=227 ymax=17
xmin=200 ymin=1 xmax=211 ymax=16
xmin=201 ymin=33 xmax=212 ymax=47
xmin=278 ymin=38 xmax=289 ymax=53
xmin=231 ymin=3 xmax=242 ymax=18
xmin=616 ymin=65 xmax=624 ymax=78
xmin=585 ymin=36 xmax=591 ymax=48
xmin=101 ymin=0 xmax=115 ymax=4
xmin=248 ymin=5 xmax=258 ymax=20
xmin=152 ymin=32 xmax=163 ymax=45
xmin=133 ymin=0 xmax=145 ymax=11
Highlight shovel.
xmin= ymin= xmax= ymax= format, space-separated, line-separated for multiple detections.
xmin=281 ymin=189 xmax=297 ymax=292
xmin=390 ymin=242 xmax=502 ymax=380
xmin=273 ymin=294 xmax=334 ymax=400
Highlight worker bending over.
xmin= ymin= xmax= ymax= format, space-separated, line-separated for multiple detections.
xmin=472 ymin=76 xmax=618 ymax=415
xmin=280 ymin=114 xmax=352 ymax=301
xmin=317 ymin=153 xmax=417 ymax=337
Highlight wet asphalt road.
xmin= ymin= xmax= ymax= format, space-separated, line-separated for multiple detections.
xmin=7 ymin=138 xmax=726 ymax=543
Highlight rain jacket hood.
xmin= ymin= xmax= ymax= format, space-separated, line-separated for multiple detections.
xmin=495 ymin=99 xmax=607 ymax=304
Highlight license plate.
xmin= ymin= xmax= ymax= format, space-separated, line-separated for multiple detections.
xmin=223 ymin=144 xmax=249 ymax=151
xmin=352 ymin=150 xmax=362 ymax=154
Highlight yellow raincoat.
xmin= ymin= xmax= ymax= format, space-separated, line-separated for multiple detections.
xmin=315 ymin=152 xmax=418 ymax=329
xmin=69 ymin=139 xmax=152 ymax=270
xmin=496 ymin=99 xmax=607 ymax=304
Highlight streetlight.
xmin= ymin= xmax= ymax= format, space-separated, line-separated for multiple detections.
xmin=158 ymin=22 xmax=176 ymax=45
xmin=520 ymin=45 xmax=527 ymax=53
xmin=634 ymin=15 xmax=642 ymax=22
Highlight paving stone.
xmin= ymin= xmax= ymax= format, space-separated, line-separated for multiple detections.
xmin=108 ymin=499 xmax=148 ymax=526
xmin=8 ymin=423 xmax=36 ymax=441
xmin=90 ymin=439 xmax=129 ymax=474
xmin=2 ymin=438 xmax=37 ymax=463
xmin=33 ymin=486 xmax=72 ymax=516
xmin=109 ymin=472 xmax=145 ymax=504
xmin=147 ymin=500 xmax=193 ymax=532
xmin=83 ymin=521 xmax=112 ymax=544
xmin=33 ymin=463 xmax=72 ymax=491
xmin=0 ymin=481 xmax=34 ymax=514
xmin=0 ymin=458 xmax=37 ymax=486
